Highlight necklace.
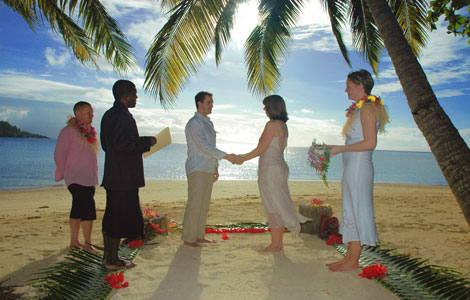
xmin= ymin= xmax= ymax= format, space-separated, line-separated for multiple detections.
xmin=345 ymin=95 xmax=384 ymax=117
xmin=67 ymin=117 xmax=97 ymax=143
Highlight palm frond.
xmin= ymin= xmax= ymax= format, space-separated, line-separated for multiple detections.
xmin=35 ymin=0 xmax=99 ymax=67
xmin=31 ymin=245 xmax=145 ymax=300
xmin=389 ymin=0 xmax=429 ymax=57
xmin=1 ymin=0 xmax=37 ymax=29
xmin=144 ymin=0 xmax=228 ymax=107
xmin=214 ymin=0 xmax=242 ymax=65
xmin=321 ymin=0 xmax=351 ymax=67
xmin=335 ymin=243 xmax=470 ymax=299
xmin=245 ymin=0 xmax=305 ymax=97
xmin=348 ymin=0 xmax=384 ymax=75
xmin=62 ymin=0 xmax=137 ymax=73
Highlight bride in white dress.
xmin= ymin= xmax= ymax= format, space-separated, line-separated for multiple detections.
xmin=327 ymin=69 xmax=389 ymax=271
xmin=234 ymin=95 xmax=309 ymax=252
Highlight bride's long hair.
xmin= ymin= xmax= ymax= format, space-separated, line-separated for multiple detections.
xmin=342 ymin=70 xmax=389 ymax=137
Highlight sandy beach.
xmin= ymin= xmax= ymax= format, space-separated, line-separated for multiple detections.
xmin=0 ymin=180 xmax=469 ymax=299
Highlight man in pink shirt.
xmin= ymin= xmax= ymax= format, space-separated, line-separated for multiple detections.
xmin=54 ymin=101 xmax=99 ymax=253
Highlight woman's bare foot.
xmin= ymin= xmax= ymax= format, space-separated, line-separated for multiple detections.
xmin=325 ymin=258 xmax=345 ymax=267
xmin=83 ymin=243 xmax=99 ymax=254
xmin=70 ymin=241 xmax=85 ymax=249
xmin=328 ymin=260 xmax=359 ymax=272
xmin=184 ymin=241 xmax=201 ymax=247
xmin=262 ymin=244 xmax=283 ymax=252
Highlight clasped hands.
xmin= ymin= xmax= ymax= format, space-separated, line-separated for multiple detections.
xmin=224 ymin=154 xmax=245 ymax=165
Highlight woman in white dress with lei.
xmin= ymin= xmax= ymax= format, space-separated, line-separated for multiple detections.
xmin=235 ymin=95 xmax=309 ymax=252
xmin=327 ymin=69 xmax=389 ymax=271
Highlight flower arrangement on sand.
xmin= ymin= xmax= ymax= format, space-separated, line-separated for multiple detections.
xmin=307 ymin=139 xmax=330 ymax=186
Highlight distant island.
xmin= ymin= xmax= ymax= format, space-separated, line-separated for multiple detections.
xmin=0 ymin=121 xmax=49 ymax=138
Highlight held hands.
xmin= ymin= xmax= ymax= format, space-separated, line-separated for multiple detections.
xmin=224 ymin=153 xmax=245 ymax=165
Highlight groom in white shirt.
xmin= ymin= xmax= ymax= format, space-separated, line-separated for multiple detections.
xmin=182 ymin=91 xmax=235 ymax=247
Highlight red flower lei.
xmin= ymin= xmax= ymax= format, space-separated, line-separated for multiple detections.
xmin=67 ymin=117 xmax=97 ymax=144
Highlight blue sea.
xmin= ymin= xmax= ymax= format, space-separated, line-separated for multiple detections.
xmin=0 ymin=138 xmax=447 ymax=190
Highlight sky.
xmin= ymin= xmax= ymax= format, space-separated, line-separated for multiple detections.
xmin=0 ymin=0 xmax=469 ymax=152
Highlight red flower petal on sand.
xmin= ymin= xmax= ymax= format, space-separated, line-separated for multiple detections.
xmin=359 ymin=263 xmax=388 ymax=279
xmin=222 ymin=233 xmax=229 ymax=240
xmin=122 ymin=282 xmax=129 ymax=288
xmin=326 ymin=235 xmax=342 ymax=245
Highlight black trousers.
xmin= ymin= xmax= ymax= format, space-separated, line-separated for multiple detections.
xmin=102 ymin=189 xmax=144 ymax=239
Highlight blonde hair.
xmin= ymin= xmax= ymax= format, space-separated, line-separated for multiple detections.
xmin=342 ymin=101 xmax=390 ymax=137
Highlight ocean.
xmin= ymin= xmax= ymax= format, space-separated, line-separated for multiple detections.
xmin=0 ymin=138 xmax=447 ymax=190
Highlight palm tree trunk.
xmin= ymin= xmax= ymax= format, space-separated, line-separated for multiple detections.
xmin=364 ymin=0 xmax=470 ymax=227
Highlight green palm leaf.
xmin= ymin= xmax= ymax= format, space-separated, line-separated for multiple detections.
xmin=389 ymin=0 xmax=429 ymax=57
xmin=334 ymin=243 xmax=470 ymax=299
xmin=60 ymin=0 xmax=136 ymax=73
xmin=31 ymin=245 xmax=144 ymax=300
xmin=321 ymin=0 xmax=351 ymax=67
xmin=144 ymin=0 xmax=228 ymax=107
xmin=214 ymin=0 xmax=242 ymax=65
xmin=245 ymin=0 xmax=305 ymax=97
xmin=2 ymin=0 xmax=135 ymax=72
xmin=348 ymin=0 xmax=384 ymax=75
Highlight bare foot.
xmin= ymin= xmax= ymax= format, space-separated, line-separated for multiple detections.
xmin=262 ymin=244 xmax=283 ymax=252
xmin=70 ymin=241 xmax=85 ymax=249
xmin=184 ymin=241 xmax=202 ymax=247
xmin=328 ymin=261 xmax=359 ymax=272
xmin=196 ymin=238 xmax=216 ymax=243
xmin=325 ymin=258 xmax=345 ymax=267
xmin=83 ymin=244 xmax=99 ymax=255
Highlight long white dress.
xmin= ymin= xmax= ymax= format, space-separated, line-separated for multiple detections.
xmin=257 ymin=125 xmax=310 ymax=238
xmin=340 ymin=109 xmax=378 ymax=246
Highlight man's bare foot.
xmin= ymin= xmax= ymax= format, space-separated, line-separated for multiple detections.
xmin=184 ymin=241 xmax=201 ymax=247
xmin=262 ymin=244 xmax=283 ymax=252
xmin=328 ymin=261 xmax=359 ymax=272
xmin=196 ymin=238 xmax=216 ymax=243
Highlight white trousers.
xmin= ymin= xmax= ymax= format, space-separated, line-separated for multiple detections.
xmin=181 ymin=172 xmax=214 ymax=243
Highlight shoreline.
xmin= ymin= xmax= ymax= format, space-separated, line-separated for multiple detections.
xmin=0 ymin=178 xmax=449 ymax=193
xmin=0 ymin=180 xmax=468 ymax=298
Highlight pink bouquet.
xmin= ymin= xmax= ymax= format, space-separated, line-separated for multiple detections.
xmin=307 ymin=139 xmax=330 ymax=186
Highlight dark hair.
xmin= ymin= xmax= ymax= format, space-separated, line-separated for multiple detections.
xmin=112 ymin=80 xmax=136 ymax=102
xmin=347 ymin=69 xmax=374 ymax=94
xmin=194 ymin=91 xmax=213 ymax=108
xmin=263 ymin=95 xmax=288 ymax=122
xmin=73 ymin=101 xmax=91 ymax=115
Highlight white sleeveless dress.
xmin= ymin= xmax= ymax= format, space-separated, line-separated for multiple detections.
xmin=340 ymin=109 xmax=378 ymax=246
xmin=257 ymin=126 xmax=310 ymax=238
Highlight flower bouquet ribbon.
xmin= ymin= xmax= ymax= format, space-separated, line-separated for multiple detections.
xmin=307 ymin=139 xmax=330 ymax=186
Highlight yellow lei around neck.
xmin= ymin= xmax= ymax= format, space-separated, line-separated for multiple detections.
xmin=342 ymin=95 xmax=388 ymax=137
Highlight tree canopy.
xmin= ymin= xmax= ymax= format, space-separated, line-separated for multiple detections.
xmin=428 ymin=0 xmax=470 ymax=43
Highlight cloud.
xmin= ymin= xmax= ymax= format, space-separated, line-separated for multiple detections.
xmin=45 ymin=48 xmax=72 ymax=67
xmin=379 ymin=127 xmax=430 ymax=151
xmin=0 ymin=107 xmax=29 ymax=121
xmin=0 ymin=71 xmax=113 ymax=107
xmin=127 ymin=17 xmax=167 ymax=49
xmin=99 ymin=0 xmax=161 ymax=16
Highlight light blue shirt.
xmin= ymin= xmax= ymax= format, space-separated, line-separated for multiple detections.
xmin=185 ymin=112 xmax=226 ymax=175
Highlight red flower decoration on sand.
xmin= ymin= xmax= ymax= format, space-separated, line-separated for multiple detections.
xmin=359 ymin=263 xmax=388 ymax=279
xmin=222 ymin=233 xmax=229 ymax=240
xmin=105 ymin=271 xmax=129 ymax=289
xmin=326 ymin=235 xmax=342 ymax=245
xmin=128 ymin=240 xmax=143 ymax=248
